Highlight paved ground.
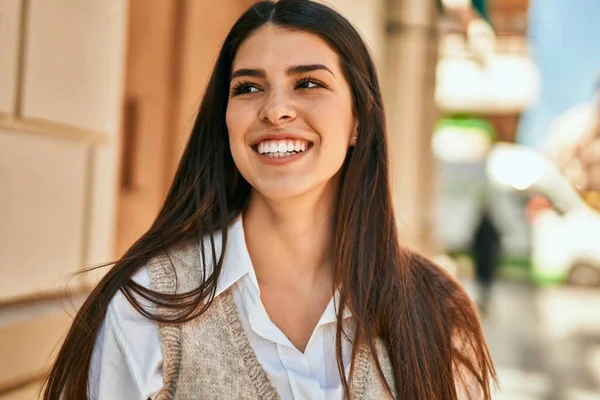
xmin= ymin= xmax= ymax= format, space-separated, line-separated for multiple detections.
xmin=462 ymin=279 xmax=600 ymax=400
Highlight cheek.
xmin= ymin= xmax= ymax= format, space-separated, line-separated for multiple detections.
xmin=225 ymin=106 xmax=242 ymax=141
xmin=305 ymin=98 xmax=354 ymax=146
xmin=226 ymin=102 xmax=256 ymax=142
xmin=305 ymin=102 xmax=354 ymax=178
xmin=225 ymin=105 xmax=253 ymax=173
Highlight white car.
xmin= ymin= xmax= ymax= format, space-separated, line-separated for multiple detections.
xmin=487 ymin=143 xmax=600 ymax=286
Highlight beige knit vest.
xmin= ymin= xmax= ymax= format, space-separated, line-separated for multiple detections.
xmin=147 ymin=239 xmax=396 ymax=399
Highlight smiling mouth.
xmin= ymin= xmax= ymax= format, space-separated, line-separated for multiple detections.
xmin=253 ymin=139 xmax=313 ymax=158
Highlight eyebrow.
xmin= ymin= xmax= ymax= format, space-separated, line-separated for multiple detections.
xmin=230 ymin=64 xmax=335 ymax=80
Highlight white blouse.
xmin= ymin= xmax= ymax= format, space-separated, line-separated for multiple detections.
xmin=89 ymin=217 xmax=353 ymax=400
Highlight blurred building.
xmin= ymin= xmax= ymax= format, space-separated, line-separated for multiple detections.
xmin=0 ymin=1 xmax=127 ymax=398
xmin=0 ymin=0 xmax=441 ymax=397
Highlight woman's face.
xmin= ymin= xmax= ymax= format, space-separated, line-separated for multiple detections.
xmin=226 ymin=25 xmax=357 ymax=201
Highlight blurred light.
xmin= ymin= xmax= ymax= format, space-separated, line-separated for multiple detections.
xmin=487 ymin=144 xmax=544 ymax=190
xmin=441 ymin=0 xmax=471 ymax=8
xmin=432 ymin=126 xmax=492 ymax=163
xmin=494 ymin=367 xmax=550 ymax=398
xmin=435 ymin=35 xmax=540 ymax=114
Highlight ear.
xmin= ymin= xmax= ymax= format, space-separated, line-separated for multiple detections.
xmin=349 ymin=120 xmax=359 ymax=146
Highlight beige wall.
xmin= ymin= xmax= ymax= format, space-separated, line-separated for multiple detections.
xmin=321 ymin=0 xmax=386 ymax=68
xmin=387 ymin=1 xmax=440 ymax=253
xmin=329 ymin=0 xmax=440 ymax=253
xmin=0 ymin=0 xmax=128 ymax=396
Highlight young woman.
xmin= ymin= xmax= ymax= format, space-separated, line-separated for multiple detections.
xmin=44 ymin=1 xmax=495 ymax=398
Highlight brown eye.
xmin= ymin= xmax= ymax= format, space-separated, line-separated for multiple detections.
xmin=296 ymin=78 xmax=325 ymax=90
xmin=231 ymin=82 xmax=261 ymax=96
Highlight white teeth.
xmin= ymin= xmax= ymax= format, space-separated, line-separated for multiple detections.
xmin=256 ymin=139 xmax=311 ymax=155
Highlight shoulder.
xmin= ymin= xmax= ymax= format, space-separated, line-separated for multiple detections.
xmin=145 ymin=232 xmax=223 ymax=294
xmin=102 ymin=268 xmax=158 ymax=342
xmin=108 ymin=267 xmax=154 ymax=321
xmin=91 ymin=268 xmax=163 ymax=398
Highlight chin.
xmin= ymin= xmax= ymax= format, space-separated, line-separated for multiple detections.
xmin=251 ymin=183 xmax=313 ymax=201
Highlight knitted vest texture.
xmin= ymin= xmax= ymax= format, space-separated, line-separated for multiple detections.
xmin=147 ymin=239 xmax=396 ymax=399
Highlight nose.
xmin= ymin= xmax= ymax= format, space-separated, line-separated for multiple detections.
xmin=258 ymin=88 xmax=296 ymax=125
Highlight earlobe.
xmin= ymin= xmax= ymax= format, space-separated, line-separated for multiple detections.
xmin=350 ymin=122 xmax=359 ymax=146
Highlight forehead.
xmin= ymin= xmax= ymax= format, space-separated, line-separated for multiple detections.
xmin=232 ymin=25 xmax=341 ymax=72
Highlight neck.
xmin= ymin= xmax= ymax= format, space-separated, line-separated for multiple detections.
xmin=243 ymin=182 xmax=338 ymax=287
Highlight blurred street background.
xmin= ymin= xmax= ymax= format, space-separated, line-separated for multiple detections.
xmin=1 ymin=0 xmax=599 ymax=399
xmin=474 ymin=280 xmax=600 ymax=400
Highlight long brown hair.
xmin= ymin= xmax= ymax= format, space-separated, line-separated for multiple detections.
xmin=44 ymin=1 xmax=495 ymax=398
